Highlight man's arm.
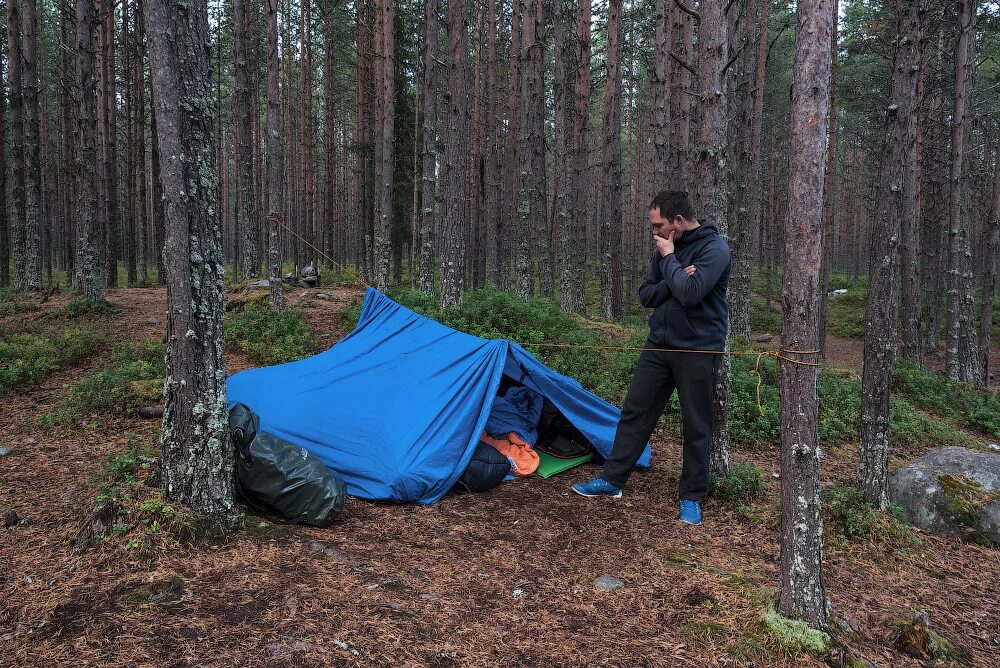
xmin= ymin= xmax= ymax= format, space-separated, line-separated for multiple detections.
xmin=660 ymin=242 xmax=731 ymax=307
xmin=638 ymin=250 xmax=672 ymax=308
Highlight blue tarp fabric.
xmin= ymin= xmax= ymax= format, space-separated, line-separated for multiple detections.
xmin=485 ymin=386 xmax=545 ymax=445
xmin=226 ymin=288 xmax=652 ymax=504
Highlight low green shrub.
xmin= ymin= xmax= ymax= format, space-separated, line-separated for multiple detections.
xmin=710 ymin=461 xmax=767 ymax=503
xmin=826 ymin=291 xmax=867 ymax=339
xmin=55 ymin=340 xmax=165 ymax=421
xmin=226 ymin=303 xmax=315 ymax=364
xmin=822 ymin=485 xmax=917 ymax=549
xmin=0 ymin=327 xmax=102 ymax=394
xmin=892 ymin=362 xmax=1000 ymax=439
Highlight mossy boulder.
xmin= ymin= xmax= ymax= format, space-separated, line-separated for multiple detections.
xmin=889 ymin=447 xmax=1000 ymax=544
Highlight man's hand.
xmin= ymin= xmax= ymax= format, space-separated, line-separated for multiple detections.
xmin=683 ymin=264 xmax=697 ymax=277
xmin=654 ymin=230 xmax=675 ymax=257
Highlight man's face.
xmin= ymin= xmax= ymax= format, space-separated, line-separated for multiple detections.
xmin=649 ymin=207 xmax=685 ymax=240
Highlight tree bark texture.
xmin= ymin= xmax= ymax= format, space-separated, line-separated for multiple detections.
xmin=980 ymin=126 xmax=1000 ymax=388
xmin=439 ymin=0 xmax=469 ymax=308
xmin=372 ymin=0 xmax=394 ymax=291
xmin=859 ymin=0 xmax=921 ymax=511
xmin=599 ymin=0 xmax=624 ymax=319
xmin=0 ymin=45 xmax=8 ymax=287
xmin=7 ymin=1 xmax=27 ymax=290
xmin=74 ymin=0 xmax=104 ymax=301
xmin=418 ymin=0 xmax=438 ymax=295
xmin=514 ymin=0 xmax=538 ymax=300
xmin=777 ymin=0 xmax=834 ymax=630
xmin=145 ymin=0 xmax=236 ymax=522
xmin=234 ymin=0 xmax=260 ymax=280
xmin=102 ymin=0 xmax=119 ymax=287
xmin=945 ymin=0 xmax=979 ymax=383
xmin=21 ymin=0 xmax=43 ymax=290
xmin=560 ymin=0 xmax=590 ymax=314
xmin=266 ymin=0 xmax=284 ymax=310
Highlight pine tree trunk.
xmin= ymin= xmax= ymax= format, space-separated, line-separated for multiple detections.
xmin=691 ymin=0 xmax=731 ymax=477
xmin=599 ymin=0 xmax=623 ymax=319
xmin=777 ymin=0 xmax=834 ymax=629
xmin=266 ymin=0 xmax=284 ymax=310
xmin=499 ymin=1 xmax=523 ymax=293
xmin=299 ymin=0 xmax=315 ymax=270
xmin=60 ymin=0 xmax=76 ymax=282
xmin=372 ymin=0 xmax=394 ymax=291
xmin=125 ymin=0 xmax=137 ymax=285
xmin=532 ymin=0 xmax=551 ymax=300
xmin=979 ymin=125 xmax=1000 ymax=389
xmin=21 ymin=0 xmax=43 ymax=290
xmin=103 ymin=1 xmax=119 ymax=287
xmin=439 ymin=0 xmax=470 ymax=308
xmin=0 ymin=49 xmax=7 ymax=287
xmin=651 ymin=0 xmax=671 ymax=187
xmin=418 ymin=0 xmax=438 ymax=295
xmin=514 ymin=0 xmax=536 ymax=300
xmin=324 ymin=0 xmax=336 ymax=273
xmin=74 ymin=0 xmax=103 ymax=301
xmin=945 ymin=0 xmax=979 ymax=383
xmin=234 ymin=0 xmax=260 ymax=280
xmin=553 ymin=0 xmax=570 ymax=306
xmin=744 ymin=0 xmax=770 ymax=329
xmin=136 ymin=0 xmax=149 ymax=285
xmin=560 ymin=0 xmax=589 ymax=314
xmin=859 ymin=0 xmax=920 ymax=511
xmin=817 ymin=0 xmax=839 ymax=357
xmin=483 ymin=0 xmax=500 ymax=292
xmin=145 ymin=0 xmax=235 ymax=523
xmin=903 ymin=10 xmax=929 ymax=363
xmin=7 ymin=1 xmax=27 ymax=291
xmin=669 ymin=9 xmax=692 ymax=189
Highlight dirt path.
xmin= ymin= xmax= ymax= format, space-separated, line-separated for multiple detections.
xmin=2 ymin=288 xmax=998 ymax=667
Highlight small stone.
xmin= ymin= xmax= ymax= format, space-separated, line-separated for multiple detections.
xmin=148 ymin=317 xmax=161 ymax=326
xmin=772 ymin=472 xmax=780 ymax=479
xmin=594 ymin=575 xmax=624 ymax=591
xmin=988 ymin=444 xmax=999 ymax=452
xmin=4 ymin=511 xmax=20 ymax=528
xmin=754 ymin=333 xmax=773 ymax=343
xmin=315 ymin=293 xmax=331 ymax=301
xmin=511 ymin=588 xmax=524 ymax=598
xmin=0 ymin=448 xmax=12 ymax=457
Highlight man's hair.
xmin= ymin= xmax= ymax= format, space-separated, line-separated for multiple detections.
xmin=649 ymin=190 xmax=694 ymax=221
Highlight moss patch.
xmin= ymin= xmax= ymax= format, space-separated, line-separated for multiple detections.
xmin=760 ymin=607 xmax=831 ymax=656
xmin=938 ymin=474 xmax=1000 ymax=526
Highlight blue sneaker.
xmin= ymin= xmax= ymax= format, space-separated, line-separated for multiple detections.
xmin=679 ymin=499 xmax=702 ymax=525
xmin=571 ymin=477 xmax=623 ymax=498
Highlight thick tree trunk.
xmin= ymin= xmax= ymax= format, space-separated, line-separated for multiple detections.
xmin=691 ymin=0 xmax=730 ymax=477
xmin=60 ymin=0 xmax=76 ymax=282
xmin=560 ymin=0 xmax=590 ymax=314
xmin=817 ymin=0 xmax=839 ymax=356
xmin=0 ymin=47 xmax=7 ymax=287
xmin=21 ymin=0 xmax=43 ymax=290
xmin=74 ymin=0 xmax=103 ymax=301
xmin=669 ymin=9 xmax=692 ymax=189
xmin=439 ymin=0 xmax=470 ymax=308
xmin=777 ymin=0 xmax=834 ymax=629
xmin=483 ymin=0 xmax=500 ymax=292
xmin=234 ymin=0 xmax=260 ymax=280
xmin=514 ymin=0 xmax=537 ymax=300
xmin=7 ymin=1 xmax=27 ymax=290
xmin=418 ymin=0 xmax=438 ymax=295
xmin=145 ymin=0 xmax=235 ymax=523
xmin=372 ymin=0 xmax=394 ymax=291
xmin=979 ymin=126 xmax=1000 ymax=388
xmin=945 ymin=0 xmax=979 ymax=383
xmin=136 ymin=0 xmax=149 ymax=284
xmin=553 ymin=0 xmax=570 ymax=306
xmin=651 ymin=0 xmax=671 ymax=188
xmin=859 ymin=0 xmax=921 ymax=511
xmin=324 ymin=0 xmax=337 ymax=273
xmin=744 ymin=0 xmax=770 ymax=328
xmin=124 ymin=0 xmax=137 ymax=284
xmin=102 ymin=0 xmax=119 ymax=287
xmin=532 ymin=0 xmax=551 ymax=301
xmin=599 ymin=0 xmax=624 ymax=319
xmin=266 ymin=0 xmax=284 ymax=310
xmin=499 ymin=1 xmax=523 ymax=293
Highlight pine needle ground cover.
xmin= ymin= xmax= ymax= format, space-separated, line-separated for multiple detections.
xmin=1 ymin=285 xmax=998 ymax=667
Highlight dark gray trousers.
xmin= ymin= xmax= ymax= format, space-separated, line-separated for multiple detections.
xmin=600 ymin=344 xmax=717 ymax=500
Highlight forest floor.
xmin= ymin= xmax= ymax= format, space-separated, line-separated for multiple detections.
xmin=1 ymin=285 xmax=999 ymax=668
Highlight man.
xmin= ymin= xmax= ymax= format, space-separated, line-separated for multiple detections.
xmin=572 ymin=190 xmax=731 ymax=526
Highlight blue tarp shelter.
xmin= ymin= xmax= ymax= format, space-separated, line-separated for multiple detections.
xmin=226 ymin=288 xmax=651 ymax=504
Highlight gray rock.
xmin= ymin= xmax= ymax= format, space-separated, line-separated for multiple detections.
xmin=249 ymin=279 xmax=271 ymax=288
xmin=594 ymin=575 xmax=624 ymax=591
xmin=0 ymin=447 xmax=12 ymax=457
xmin=889 ymin=446 xmax=1000 ymax=543
xmin=147 ymin=316 xmax=161 ymax=326
xmin=753 ymin=333 xmax=773 ymax=343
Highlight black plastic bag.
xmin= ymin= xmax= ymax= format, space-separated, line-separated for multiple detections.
xmin=229 ymin=403 xmax=345 ymax=527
